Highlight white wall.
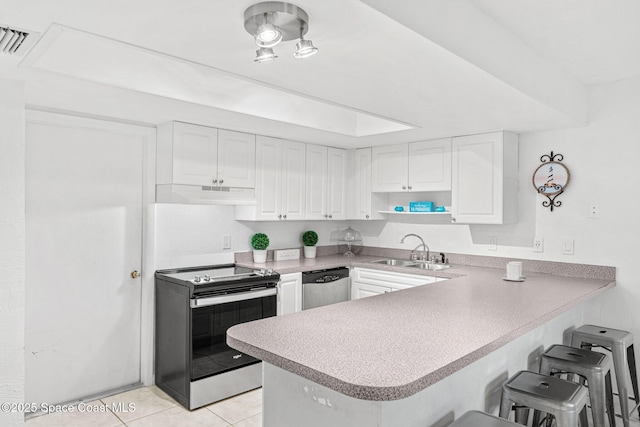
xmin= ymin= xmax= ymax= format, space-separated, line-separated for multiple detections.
xmin=0 ymin=80 xmax=26 ymax=426
xmin=153 ymin=203 xmax=350 ymax=268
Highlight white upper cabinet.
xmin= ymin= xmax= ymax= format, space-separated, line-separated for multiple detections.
xmin=371 ymin=144 xmax=408 ymax=191
xmin=157 ymin=122 xmax=255 ymax=188
xmin=371 ymin=138 xmax=451 ymax=192
xmin=349 ymin=148 xmax=387 ymax=220
xmin=451 ymin=131 xmax=518 ymax=224
xmin=236 ymin=136 xmax=305 ymax=221
xmin=305 ymin=144 xmax=328 ymax=220
xmin=408 ymin=138 xmax=451 ymax=191
xmin=217 ymin=129 xmax=256 ymax=188
xmin=305 ymin=145 xmax=347 ymax=220
xmin=326 ymin=147 xmax=348 ymax=220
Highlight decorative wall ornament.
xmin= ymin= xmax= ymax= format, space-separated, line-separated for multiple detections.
xmin=532 ymin=151 xmax=570 ymax=212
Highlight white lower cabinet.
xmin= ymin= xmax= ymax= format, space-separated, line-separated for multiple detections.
xmin=354 ymin=282 xmax=392 ymax=299
xmin=351 ymin=268 xmax=445 ymax=300
xmin=277 ymin=272 xmax=302 ymax=315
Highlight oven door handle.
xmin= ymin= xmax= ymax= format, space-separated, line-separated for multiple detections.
xmin=190 ymin=287 xmax=277 ymax=308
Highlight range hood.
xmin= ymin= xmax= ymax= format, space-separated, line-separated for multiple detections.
xmin=156 ymin=184 xmax=257 ymax=206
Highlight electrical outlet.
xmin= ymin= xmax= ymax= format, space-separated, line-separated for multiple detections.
xmin=562 ymin=239 xmax=574 ymax=255
xmin=222 ymin=234 xmax=231 ymax=250
xmin=588 ymin=203 xmax=600 ymax=219
xmin=533 ymin=237 xmax=544 ymax=253
xmin=488 ymin=236 xmax=497 ymax=251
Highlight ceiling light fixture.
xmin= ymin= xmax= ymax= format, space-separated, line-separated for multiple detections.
xmin=254 ymin=47 xmax=278 ymax=63
xmin=244 ymin=2 xmax=318 ymax=62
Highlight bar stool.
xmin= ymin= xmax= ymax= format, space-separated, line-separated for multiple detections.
xmin=539 ymin=344 xmax=616 ymax=427
xmin=449 ymin=410 xmax=521 ymax=426
xmin=572 ymin=324 xmax=640 ymax=427
xmin=499 ymin=370 xmax=589 ymax=427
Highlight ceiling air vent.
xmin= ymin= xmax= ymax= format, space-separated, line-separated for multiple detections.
xmin=0 ymin=25 xmax=35 ymax=56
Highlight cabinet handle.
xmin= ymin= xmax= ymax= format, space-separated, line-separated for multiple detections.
xmin=324 ymin=214 xmax=328 ymax=218
xmin=283 ymin=214 xmax=287 ymax=219
xmin=212 ymin=179 xmax=218 ymax=184
xmin=408 ymin=185 xmax=412 ymax=190
xmin=219 ymin=179 xmax=224 ymax=185
xmin=278 ymin=214 xmax=282 ymax=219
xmin=402 ymin=186 xmax=406 ymax=190
xmin=365 ymin=214 xmax=370 ymax=219
xmin=328 ymin=215 xmax=333 ymax=219
xmin=452 ymin=217 xmax=456 ymax=223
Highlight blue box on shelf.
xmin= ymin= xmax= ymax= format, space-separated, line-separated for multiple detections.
xmin=409 ymin=201 xmax=434 ymax=212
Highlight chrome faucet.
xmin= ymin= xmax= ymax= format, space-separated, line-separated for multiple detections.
xmin=400 ymin=233 xmax=430 ymax=261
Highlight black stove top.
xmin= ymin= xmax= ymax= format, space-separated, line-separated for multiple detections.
xmin=155 ymin=264 xmax=280 ymax=298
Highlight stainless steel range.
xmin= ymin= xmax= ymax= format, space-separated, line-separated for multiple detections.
xmin=155 ymin=264 xmax=279 ymax=409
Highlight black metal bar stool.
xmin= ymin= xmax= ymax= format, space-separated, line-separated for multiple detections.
xmin=449 ymin=410 xmax=521 ymax=426
xmin=571 ymin=324 xmax=640 ymax=427
xmin=499 ymin=370 xmax=589 ymax=427
xmin=539 ymin=344 xmax=616 ymax=427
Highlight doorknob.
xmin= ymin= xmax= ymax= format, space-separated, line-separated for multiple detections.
xmin=130 ymin=270 xmax=141 ymax=279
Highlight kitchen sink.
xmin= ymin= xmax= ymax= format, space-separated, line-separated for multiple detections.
xmin=370 ymin=259 xmax=418 ymax=267
xmin=407 ymin=262 xmax=454 ymax=271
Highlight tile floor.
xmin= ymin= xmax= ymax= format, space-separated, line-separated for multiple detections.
xmin=26 ymin=386 xmax=262 ymax=427
xmin=25 ymin=384 xmax=640 ymax=427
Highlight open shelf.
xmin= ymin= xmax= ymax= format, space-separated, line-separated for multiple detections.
xmin=378 ymin=210 xmax=451 ymax=215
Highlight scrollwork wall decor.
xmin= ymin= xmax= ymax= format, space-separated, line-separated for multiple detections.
xmin=532 ymin=151 xmax=570 ymax=212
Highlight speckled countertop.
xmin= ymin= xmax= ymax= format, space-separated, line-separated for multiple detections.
xmin=228 ymin=249 xmax=615 ymax=401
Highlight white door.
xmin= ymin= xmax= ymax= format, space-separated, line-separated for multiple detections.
xmin=25 ymin=113 xmax=152 ymax=405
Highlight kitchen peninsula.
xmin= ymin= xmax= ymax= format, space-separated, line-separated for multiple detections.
xmin=228 ymin=256 xmax=615 ymax=427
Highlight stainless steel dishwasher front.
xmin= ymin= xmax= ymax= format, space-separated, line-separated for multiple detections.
xmin=301 ymin=267 xmax=350 ymax=310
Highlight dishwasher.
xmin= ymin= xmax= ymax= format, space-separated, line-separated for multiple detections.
xmin=302 ymin=267 xmax=350 ymax=310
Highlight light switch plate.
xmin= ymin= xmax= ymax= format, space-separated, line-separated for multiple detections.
xmin=274 ymin=249 xmax=301 ymax=261
xmin=562 ymin=239 xmax=574 ymax=255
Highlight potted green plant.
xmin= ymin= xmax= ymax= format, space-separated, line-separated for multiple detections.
xmin=302 ymin=230 xmax=318 ymax=259
xmin=251 ymin=233 xmax=269 ymax=263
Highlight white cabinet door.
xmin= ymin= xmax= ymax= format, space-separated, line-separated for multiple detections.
xmin=278 ymin=272 xmax=302 ymax=315
xmin=305 ymin=144 xmax=328 ymax=220
xmin=351 ymin=268 xmax=444 ymax=299
xmin=353 ymin=281 xmax=392 ymax=299
xmin=281 ymin=140 xmax=306 ymax=220
xmin=255 ymin=136 xmax=282 ymax=220
xmin=350 ymin=148 xmax=387 ymax=220
xmin=451 ymin=131 xmax=518 ymax=224
xmin=304 ymin=146 xmax=347 ymax=220
xmin=170 ymin=122 xmax=218 ymax=186
xmin=157 ymin=122 xmax=257 ymax=190
xmin=237 ymin=137 xmax=305 ymax=221
xmin=408 ymin=138 xmax=452 ymax=191
xmin=217 ymin=129 xmax=255 ymax=188
xmin=371 ymin=144 xmax=408 ymax=192
xmin=327 ymin=147 xmax=348 ymax=220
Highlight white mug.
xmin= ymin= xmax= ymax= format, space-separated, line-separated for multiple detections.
xmin=506 ymin=261 xmax=523 ymax=280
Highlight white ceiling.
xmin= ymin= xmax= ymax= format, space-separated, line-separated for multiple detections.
xmin=0 ymin=0 xmax=638 ymax=148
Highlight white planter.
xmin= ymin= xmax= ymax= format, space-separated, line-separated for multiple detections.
xmin=303 ymin=246 xmax=317 ymax=259
xmin=253 ymin=249 xmax=267 ymax=263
